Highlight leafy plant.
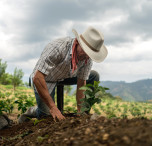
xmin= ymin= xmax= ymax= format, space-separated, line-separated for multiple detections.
xmin=130 ymin=107 xmax=142 ymax=117
xmin=121 ymin=113 xmax=128 ymax=119
xmin=14 ymin=92 xmax=35 ymax=117
xmin=105 ymin=107 xmax=117 ymax=118
xmin=92 ymin=106 xmax=101 ymax=115
xmin=37 ymin=135 xmax=49 ymax=143
xmin=0 ymin=91 xmax=14 ymax=115
xmin=8 ymin=130 xmax=32 ymax=140
xmin=79 ymin=81 xmax=109 ymax=114
xmin=33 ymin=119 xmax=45 ymax=126
xmin=99 ymin=104 xmax=105 ymax=111
xmin=0 ymin=100 xmax=5 ymax=115
xmin=27 ymin=117 xmax=45 ymax=126
xmin=64 ymin=106 xmax=76 ymax=113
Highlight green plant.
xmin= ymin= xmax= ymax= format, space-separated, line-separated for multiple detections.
xmin=64 ymin=98 xmax=70 ymax=106
xmin=0 ymin=91 xmax=5 ymax=115
xmin=79 ymin=81 xmax=109 ymax=114
xmin=117 ymin=108 xmax=121 ymax=112
xmin=143 ymin=107 xmax=147 ymax=114
xmin=14 ymin=92 xmax=35 ymax=117
xmin=33 ymin=119 xmax=45 ymax=126
xmin=64 ymin=106 xmax=76 ymax=113
xmin=0 ymin=91 xmax=14 ymax=115
xmin=121 ymin=113 xmax=128 ymax=119
xmin=130 ymin=107 xmax=141 ymax=117
xmin=92 ymin=106 xmax=101 ymax=115
xmin=0 ymin=100 xmax=5 ymax=115
xmin=99 ymin=104 xmax=105 ymax=111
xmin=27 ymin=117 xmax=45 ymax=126
xmin=8 ymin=131 xmax=32 ymax=140
xmin=104 ymin=107 xmax=117 ymax=118
xmin=37 ymin=135 xmax=49 ymax=143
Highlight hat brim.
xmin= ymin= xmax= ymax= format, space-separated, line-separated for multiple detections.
xmin=72 ymin=29 xmax=108 ymax=63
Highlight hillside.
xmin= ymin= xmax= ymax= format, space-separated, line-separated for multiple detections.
xmin=101 ymin=79 xmax=152 ymax=101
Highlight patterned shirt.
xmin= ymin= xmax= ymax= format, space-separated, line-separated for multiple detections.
xmin=31 ymin=37 xmax=93 ymax=94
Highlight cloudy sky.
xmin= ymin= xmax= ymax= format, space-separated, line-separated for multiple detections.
xmin=0 ymin=0 xmax=152 ymax=83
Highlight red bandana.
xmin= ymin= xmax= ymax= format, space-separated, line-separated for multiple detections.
xmin=72 ymin=39 xmax=78 ymax=73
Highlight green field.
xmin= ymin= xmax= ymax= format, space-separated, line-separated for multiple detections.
xmin=1 ymin=84 xmax=152 ymax=120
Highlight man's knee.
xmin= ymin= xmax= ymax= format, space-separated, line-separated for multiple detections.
xmin=90 ymin=70 xmax=100 ymax=81
xmin=87 ymin=70 xmax=100 ymax=85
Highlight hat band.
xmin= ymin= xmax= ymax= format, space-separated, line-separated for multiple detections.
xmin=80 ymin=35 xmax=99 ymax=52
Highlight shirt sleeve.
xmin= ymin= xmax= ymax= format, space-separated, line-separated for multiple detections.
xmin=77 ymin=59 xmax=93 ymax=80
xmin=36 ymin=40 xmax=64 ymax=76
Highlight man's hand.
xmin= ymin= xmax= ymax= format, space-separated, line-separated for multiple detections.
xmin=50 ymin=105 xmax=65 ymax=121
xmin=33 ymin=70 xmax=65 ymax=121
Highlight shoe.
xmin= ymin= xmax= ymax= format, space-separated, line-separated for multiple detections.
xmin=18 ymin=106 xmax=37 ymax=123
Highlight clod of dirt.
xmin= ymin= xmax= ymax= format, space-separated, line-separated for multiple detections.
xmin=84 ymin=128 xmax=91 ymax=135
xmin=102 ymin=133 xmax=109 ymax=141
xmin=122 ymin=135 xmax=131 ymax=144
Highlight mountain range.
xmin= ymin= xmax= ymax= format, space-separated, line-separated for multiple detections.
xmin=69 ymin=79 xmax=152 ymax=101
xmin=101 ymin=79 xmax=152 ymax=101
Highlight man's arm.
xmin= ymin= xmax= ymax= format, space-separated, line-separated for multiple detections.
xmin=76 ymin=78 xmax=86 ymax=112
xmin=33 ymin=70 xmax=65 ymax=121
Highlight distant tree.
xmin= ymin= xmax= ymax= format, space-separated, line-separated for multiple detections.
xmin=0 ymin=59 xmax=7 ymax=80
xmin=0 ymin=73 xmax=12 ymax=85
xmin=12 ymin=67 xmax=24 ymax=90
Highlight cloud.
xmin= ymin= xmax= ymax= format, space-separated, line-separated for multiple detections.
xmin=0 ymin=0 xmax=152 ymax=82
xmin=93 ymin=60 xmax=152 ymax=82
xmin=106 ymin=37 xmax=152 ymax=62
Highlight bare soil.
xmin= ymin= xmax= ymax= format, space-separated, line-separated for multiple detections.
xmin=1 ymin=114 xmax=152 ymax=146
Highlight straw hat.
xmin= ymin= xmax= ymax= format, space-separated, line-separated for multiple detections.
xmin=72 ymin=26 xmax=108 ymax=63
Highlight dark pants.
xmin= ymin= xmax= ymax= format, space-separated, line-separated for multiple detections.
xmin=51 ymin=70 xmax=99 ymax=100
xmin=34 ymin=70 xmax=99 ymax=118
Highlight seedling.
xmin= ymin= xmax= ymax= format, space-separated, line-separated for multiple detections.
xmin=7 ymin=130 xmax=33 ymax=141
xmin=37 ymin=135 xmax=49 ymax=143
xmin=33 ymin=119 xmax=45 ymax=126
xmin=14 ymin=93 xmax=35 ymax=117
xmin=79 ymin=81 xmax=109 ymax=114
xmin=27 ymin=117 xmax=45 ymax=126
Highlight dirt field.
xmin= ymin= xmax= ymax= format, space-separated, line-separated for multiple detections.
xmin=1 ymin=114 xmax=152 ymax=146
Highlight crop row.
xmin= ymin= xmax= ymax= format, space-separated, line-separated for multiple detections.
xmin=1 ymin=85 xmax=152 ymax=119
xmin=0 ymin=89 xmax=36 ymax=117
xmin=64 ymin=95 xmax=152 ymax=119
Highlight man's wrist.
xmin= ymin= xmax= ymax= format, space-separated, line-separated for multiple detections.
xmin=49 ymin=103 xmax=56 ymax=109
